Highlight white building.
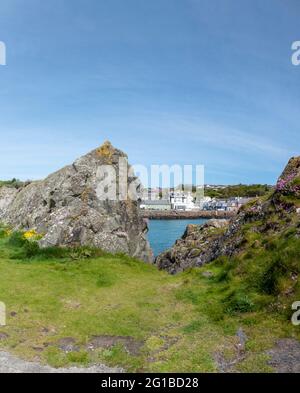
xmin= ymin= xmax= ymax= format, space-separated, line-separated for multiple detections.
xmin=169 ymin=191 xmax=196 ymax=211
xmin=196 ymin=196 xmax=212 ymax=210
xmin=140 ymin=200 xmax=171 ymax=210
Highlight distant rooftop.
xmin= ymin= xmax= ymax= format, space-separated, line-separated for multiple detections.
xmin=141 ymin=200 xmax=171 ymax=206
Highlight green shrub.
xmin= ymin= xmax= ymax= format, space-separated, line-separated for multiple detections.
xmin=212 ymin=257 xmax=237 ymax=283
xmin=7 ymin=231 xmax=106 ymax=261
xmin=259 ymin=255 xmax=287 ymax=295
xmin=224 ymin=290 xmax=255 ymax=314
xmin=214 ymin=269 xmax=231 ymax=283
xmin=24 ymin=241 xmax=40 ymax=258
xmin=0 ymin=229 xmax=8 ymax=239
xmin=8 ymin=231 xmax=27 ymax=247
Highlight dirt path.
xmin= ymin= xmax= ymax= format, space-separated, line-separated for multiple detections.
xmin=266 ymin=339 xmax=300 ymax=373
xmin=0 ymin=351 xmax=123 ymax=373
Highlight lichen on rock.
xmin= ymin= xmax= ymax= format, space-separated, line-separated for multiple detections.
xmin=0 ymin=141 xmax=153 ymax=262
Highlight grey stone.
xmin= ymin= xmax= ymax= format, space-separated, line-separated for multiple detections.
xmin=0 ymin=141 xmax=153 ymax=262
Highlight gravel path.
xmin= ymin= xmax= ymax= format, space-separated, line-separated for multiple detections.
xmin=0 ymin=351 xmax=124 ymax=373
xmin=266 ymin=339 xmax=300 ymax=373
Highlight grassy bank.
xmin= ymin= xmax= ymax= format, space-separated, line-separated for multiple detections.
xmin=0 ymin=226 xmax=299 ymax=372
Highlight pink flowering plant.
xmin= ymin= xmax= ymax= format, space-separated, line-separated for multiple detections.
xmin=276 ymin=172 xmax=300 ymax=196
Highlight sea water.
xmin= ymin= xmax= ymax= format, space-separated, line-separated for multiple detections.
xmin=147 ymin=218 xmax=208 ymax=257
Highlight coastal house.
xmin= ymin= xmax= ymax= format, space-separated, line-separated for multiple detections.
xmin=140 ymin=191 xmax=196 ymax=211
xmin=202 ymin=196 xmax=253 ymax=212
xmin=140 ymin=200 xmax=171 ymax=211
xmin=169 ymin=191 xmax=196 ymax=211
xmin=196 ymin=196 xmax=212 ymax=210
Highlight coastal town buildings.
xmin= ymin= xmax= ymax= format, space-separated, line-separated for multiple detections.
xmin=140 ymin=189 xmax=253 ymax=212
xmin=169 ymin=191 xmax=196 ymax=211
xmin=202 ymin=197 xmax=253 ymax=212
xmin=140 ymin=200 xmax=171 ymax=211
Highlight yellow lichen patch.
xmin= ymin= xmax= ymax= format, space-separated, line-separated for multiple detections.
xmin=96 ymin=140 xmax=114 ymax=162
xmin=81 ymin=187 xmax=92 ymax=203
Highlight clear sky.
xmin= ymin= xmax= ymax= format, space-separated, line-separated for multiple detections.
xmin=0 ymin=0 xmax=299 ymax=185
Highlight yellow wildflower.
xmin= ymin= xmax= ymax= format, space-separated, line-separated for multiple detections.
xmin=23 ymin=229 xmax=38 ymax=240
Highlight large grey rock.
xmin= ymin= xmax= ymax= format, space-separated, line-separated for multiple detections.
xmin=0 ymin=187 xmax=18 ymax=218
xmin=0 ymin=141 xmax=153 ymax=262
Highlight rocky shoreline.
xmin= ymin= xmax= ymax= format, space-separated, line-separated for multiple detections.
xmin=155 ymin=156 xmax=300 ymax=274
xmin=141 ymin=210 xmax=235 ymax=220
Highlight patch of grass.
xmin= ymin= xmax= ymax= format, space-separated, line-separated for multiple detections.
xmin=182 ymin=319 xmax=205 ymax=333
xmin=96 ymin=272 xmax=116 ymax=288
xmin=0 ymin=178 xmax=25 ymax=189
xmin=66 ymin=350 xmax=89 ymax=365
xmin=223 ymin=291 xmax=255 ymax=315
xmin=0 ymin=227 xmax=299 ymax=373
xmin=8 ymin=231 xmax=27 ymax=247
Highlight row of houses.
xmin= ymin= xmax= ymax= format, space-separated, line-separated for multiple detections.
xmin=140 ymin=191 xmax=197 ymax=211
xmin=140 ymin=191 xmax=252 ymax=212
xmin=202 ymin=197 xmax=252 ymax=212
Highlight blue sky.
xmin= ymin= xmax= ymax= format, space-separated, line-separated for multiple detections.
xmin=0 ymin=0 xmax=299 ymax=185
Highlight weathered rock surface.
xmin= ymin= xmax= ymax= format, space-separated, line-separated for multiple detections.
xmin=0 ymin=141 xmax=153 ymax=262
xmin=0 ymin=187 xmax=18 ymax=218
xmin=156 ymin=219 xmax=229 ymax=274
xmin=156 ymin=157 xmax=300 ymax=274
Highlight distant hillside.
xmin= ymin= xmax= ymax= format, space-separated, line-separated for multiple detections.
xmin=204 ymin=184 xmax=273 ymax=198
xmin=0 ymin=179 xmax=25 ymax=189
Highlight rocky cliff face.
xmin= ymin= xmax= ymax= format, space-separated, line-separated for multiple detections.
xmin=0 ymin=187 xmax=18 ymax=218
xmin=156 ymin=220 xmax=229 ymax=274
xmin=0 ymin=141 xmax=153 ymax=262
xmin=156 ymin=157 xmax=300 ymax=274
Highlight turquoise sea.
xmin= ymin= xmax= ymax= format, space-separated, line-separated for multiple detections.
xmin=147 ymin=218 xmax=208 ymax=257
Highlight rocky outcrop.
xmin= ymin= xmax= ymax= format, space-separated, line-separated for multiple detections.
xmin=156 ymin=157 xmax=300 ymax=274
xmin=156 ymin=219 xmax=229 ymax=274
xmin=0 ymin=187 xmax=18 ymax=218
xmin=0 ymin=141 xmax=153 ymax=262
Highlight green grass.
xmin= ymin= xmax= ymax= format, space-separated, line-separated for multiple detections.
xmin=0 ymin=226 xmax=299 ymax=372
xmin=205 ymin=184 xmax=272 ymax=199
xmin=0 ymin=178 xmax=25 ymax=189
